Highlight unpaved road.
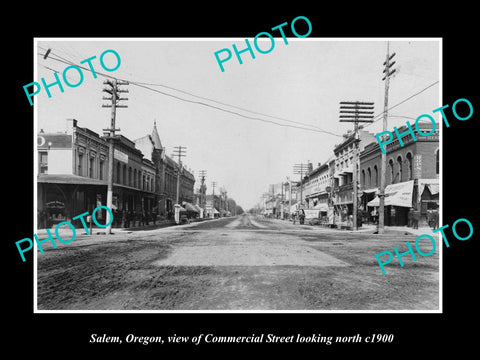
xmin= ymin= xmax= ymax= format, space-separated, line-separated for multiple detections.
xmin=36 ymin=214 xmax=439 ymax=311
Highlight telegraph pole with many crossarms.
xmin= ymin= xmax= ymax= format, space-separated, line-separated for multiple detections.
xmin=378 ymin=43 xmax=397 ymax=234
xmin=101 ymin=78 xmax=128 ymax=234
xmin=172 ymin=146 xmax=187 ymax=205
xmin=339 ymin=101 xmax=375 ymax=230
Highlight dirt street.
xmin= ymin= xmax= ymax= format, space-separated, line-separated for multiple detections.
xmin=36 ymin=214 xmax=439 ymax=311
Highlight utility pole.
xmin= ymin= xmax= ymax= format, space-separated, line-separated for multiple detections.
xmin=287 ymin=176 xmax=292 ymax=215
xmin=101 ymin=78 xmax=128 ymax=234
xmin=339 ymin=101 xmax=374 ymax=230
xmin=199 ymin=170 xmax=207 ymax=211
xmin=211 ymin=181 xmax=217 ymax=218
xmin=379 ymin=42 xmax=397 ymax=234
xmin=281 ymin=181 xmax=284 ymax=219
xmin=293 ymin=163 xmax=310 ymax=208
xmin=172 ymin=146 xmax=186 ymax=205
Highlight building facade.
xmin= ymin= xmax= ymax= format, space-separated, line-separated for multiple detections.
xmin=134 ymin=122 xmax=196 ymax=219
xmin=37 ymin=119 xmax=196 ymax=228
xmin=360 ymin=122 xmax=439 ymax=226
xmin=332 ymin=128 xmax=376 ymax=225
xmin=303 ymin=162 xmax=330 ymax=212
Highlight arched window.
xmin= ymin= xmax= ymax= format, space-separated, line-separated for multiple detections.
xmin=436 ymin=149 xmax=440 ymax=174
xmin=367 ymin=167 xmax=372 ymax=188
xmin=133 ymin=169 xmax=137 ymax=188
xmin=406 ymin=153 xmax=413 ymax=180
xmin=362 ymin=170 xmax=366 ymax=188
xmin=374 ymin=165 xmax=378 ymax=187
xmin=122 ymin=164 xmax=127 ymax=185
xmin=128 ymin=167 xmax=132 ymax=186
xmin=397 ymin=156 xmax=403 ymax=183
xmin=389 ymin=159 xmax=394 ymax=184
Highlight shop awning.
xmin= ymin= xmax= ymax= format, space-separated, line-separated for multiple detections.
xmin=367 ymin=180 xmax=414 ymax=207
xmin=183 ymin=202 xmax=199 ymax=212
xmin=37 ymin=174 xmax=107 ymax=186
xmin=418 ymin=179 xmax=439 ymax=196
xmin=174 ymin=204 xmax=186 ymax=211
xmin=313 ymin=203 xmax=329 ymax=212
xmin=363 ymin=188 xmax=378 ymax=194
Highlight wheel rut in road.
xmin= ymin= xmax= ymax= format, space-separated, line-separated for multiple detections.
xmin=152 ymin=230 xmax=349 ymax=267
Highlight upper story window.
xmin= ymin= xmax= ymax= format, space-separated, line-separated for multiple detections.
xmin=39 ymin=151 xmax=48 ymax=174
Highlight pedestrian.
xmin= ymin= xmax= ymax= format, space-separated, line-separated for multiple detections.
xmin=125 ymin=210 xmax=130 ymax=228
xmin=121 ymin=210 xmax=126 ymax=228
xmin=408 ymin=207 xmax=414 ymax=227
xmin=299 ymin=209 xmax=305 ymax=225
xmin=412 ymin=209 xmax=420 ymax=229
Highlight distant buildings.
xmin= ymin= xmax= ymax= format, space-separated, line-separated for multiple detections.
xmin=261 ymin=121 xmax=439 ymax=228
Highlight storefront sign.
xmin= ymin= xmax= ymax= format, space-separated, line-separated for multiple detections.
xmin=114 ymin=149 xmax=129 ymax=163
xmin=37 ymin=134 xmax=72 ymax=149
xmin=413 ymin=155 xmax=422 ymax=179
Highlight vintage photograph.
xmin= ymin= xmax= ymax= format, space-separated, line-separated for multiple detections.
xmin=33 ymin=38 xmax=441 ymax=311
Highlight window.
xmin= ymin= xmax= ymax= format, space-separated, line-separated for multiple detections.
xmin=436 ymin=149 xmax=440 ymax=174
xmin=374 ymin=165 xmax=378 ymax=187
xmin=128 ymin=167 xmax=132 ymax=186
xmin=397 ymin=156 xmax=403 ymax=183
xmin=367 ymin=167 xmax=372 ymax=188
xmin=406 ymin=153 xmax=413 ymax=180
xmin=362 ymin=170 xmax=366 ymax=188
xmin=116 ymin=162 xmax=121 ymax=184
xmin=78 ymin=153 xmax=83 ymax=176
xmin=39 ymin=151 xmax=48 ymax=174
xmin=389 ymin=159 xmax=394 ymax=184
xmin=89 ymin=157 xmax=95 ymax=178
xmin=99 ymin=160 xmax=104 ymax=180
xmin=122 ymin=164 xmax=127 ymax=185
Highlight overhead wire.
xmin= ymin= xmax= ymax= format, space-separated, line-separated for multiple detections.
xmin=35 ymin=49 xmax=439 ymax=137
xmin=36 ymin=49 xmax=342 ymax=136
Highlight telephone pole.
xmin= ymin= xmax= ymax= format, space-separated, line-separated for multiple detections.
xmin=199 ymin=170 xmax=207 ymax=210
xmin=211 ymin=181 xmax=217 ymax=218
xmin=379 ymin=42 xmax=397 ymax=234
xmin=172 ymin=146 xmax=186 ymax=204
xmin=101 ymin=78 xmax=128 ymax=234
xmin=339 ymin=101 xmax=374 ymax=230
xmin=293 ymin=163 xmax=310 ymax=208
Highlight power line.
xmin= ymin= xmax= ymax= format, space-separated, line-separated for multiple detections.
xmin=36 ymin=49 xmax=438 ymax=137
xmin=129 ymin=80 xmax=334 ymax=134
xmin=36 ymin=50 xmax=342 ymax=137
xmin=365 ymin=80 xmax=439 ymax=127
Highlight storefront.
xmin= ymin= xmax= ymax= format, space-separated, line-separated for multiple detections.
xmin=418 ymin=179 xmax=439 ymax=226
xmin=367 ymin=180 xmax=415 ymax=226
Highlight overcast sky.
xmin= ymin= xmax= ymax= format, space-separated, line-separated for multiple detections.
xmin=35 ymin=38 xmax=440 ymax=209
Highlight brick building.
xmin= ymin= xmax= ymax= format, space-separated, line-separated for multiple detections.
xmin=360 ymin=122 xmax=439 ymax=226
xmin=134 ymin=122 xmax=195 ymax=218
xmin=37 ymin=119 xmax=157 ymax=228
xmin=332 ymin=128 xmax=376 ymax=225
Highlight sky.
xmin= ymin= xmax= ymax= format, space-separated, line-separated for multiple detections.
xmin=34 ymin=38 xmax=440 ymax=210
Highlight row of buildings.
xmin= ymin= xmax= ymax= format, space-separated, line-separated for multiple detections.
xmin=262 ymin=122 xmax=439 ymax=228
xmin=37 ymin=119 xmax=198 ymax=228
